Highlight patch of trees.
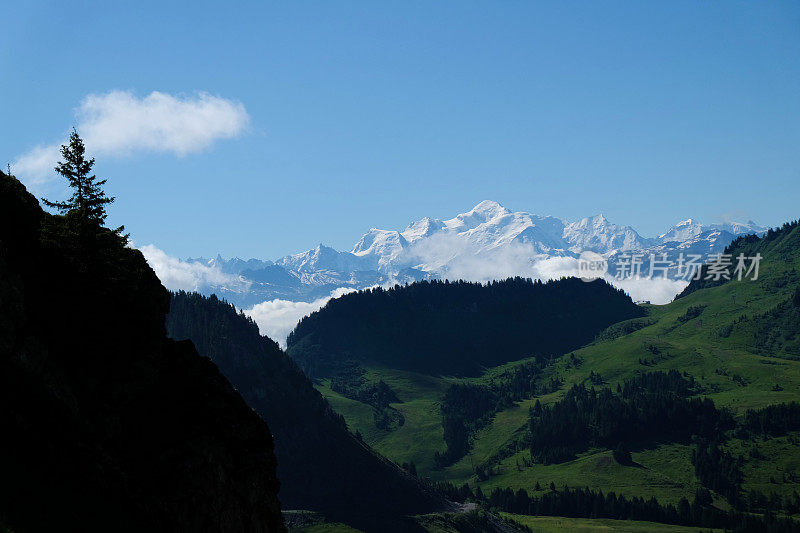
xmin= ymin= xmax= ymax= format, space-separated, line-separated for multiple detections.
xmin=715 ymin=296 xmax=800 ymax=360
xmin=749 ymin=301 xmax=800 ymax=359
xmin=594 ymin=317 xmax=654 ymax=342
xmin=528 ymin=371 xmax=729 ymax=463
xmin=435 ymin=383 xmax=497 ymax=467
xmin=747 ymin=489 xmax=800 ymax=516
xmin=677 ymin=305 xmax=706 ymax=324
xmin=718 ymin=313 xmax=750 ymax=338
xmin=739 ymin=402 xmax=800 ymax=439
xmin=689 ymin=402 xmax=800 ymax=509
xmin=483 ymin=485 xmax=800 ymax=532
xmin=430 ymin=477 xmax=800 ymax=531
xmin=329 ymin=362 xmax=404 ymax=430
xmin=287 ymin=277 xmax=645 ymax=377
xmin=435 ymin=361 xmax=543 ymax=467
xmin=691 ymin=441 xmax=744 ymax=505
xmin=427 ymin=479 xmax=482 ymax=504
xmin=613 ymin=442 xmax=632 ymax=465
xmin=637 ymin=342 xmax=676 ymax=366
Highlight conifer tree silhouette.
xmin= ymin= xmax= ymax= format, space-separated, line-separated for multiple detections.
xmin=43 ymin=129 xmax=115 ymax=226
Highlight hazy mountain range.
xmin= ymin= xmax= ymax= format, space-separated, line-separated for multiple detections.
xmin=178 ymin=200 xmax=765 ymax=307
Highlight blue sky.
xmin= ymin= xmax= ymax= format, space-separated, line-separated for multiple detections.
xmin=2 ymin=1 xmax=799 ymax=259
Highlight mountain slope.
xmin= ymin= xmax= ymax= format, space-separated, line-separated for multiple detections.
xmin=442 ymin=219 xmax=800 ymax=513
xmin=303 ymin=217 xmax=800 ymax=530
xmin=165 ymin=292 xmax=443 ymax=529
xmin=0 ymin=171 xmax=284 ymax=532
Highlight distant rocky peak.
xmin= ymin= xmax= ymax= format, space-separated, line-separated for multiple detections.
xmin=402 ymin=217 xmax=446 ymax=242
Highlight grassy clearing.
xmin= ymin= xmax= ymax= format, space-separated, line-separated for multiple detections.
xmin=726 ymin=432 xmax=800 ymax=499
xmin=475 ymin=445 xmax=700 ymax=506
xmin=501 ymin=513 xmax=722 ymax=532
xmin=433 ymin=397 xmax=538 ymax=483
xmin=284 ymin=510 xmax=364 ymax=533
xmin=316 ymin=365 xmax=450 ymax=473
xmin=287 ymin=524 xmax=362 ymax=533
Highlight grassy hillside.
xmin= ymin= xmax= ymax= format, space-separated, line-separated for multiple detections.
xmin=501 ymin=513 xmax=722 ymax=532
xmin=287 ymin=508 xmax=727 ymax=532
xmin=316 ymin=366 xmax=451 ymax=473
xmin=314 ymin=220 xmax=800 ymax=529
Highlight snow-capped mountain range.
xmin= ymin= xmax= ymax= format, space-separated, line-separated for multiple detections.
xmin=182 ymin=201 xmax=765 ymax=308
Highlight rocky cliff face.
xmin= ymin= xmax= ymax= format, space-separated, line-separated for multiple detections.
xmin=0 ymin=171 xmax=284 ymax=533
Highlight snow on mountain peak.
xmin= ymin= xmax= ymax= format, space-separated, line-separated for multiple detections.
xmin=350 ymin=228 xmax=410 ymax=272
xmin=657 ymin=217 xmax=766 ymax=244
xmin=446 ymin=200 xmax=511 ymax=230
xmin=563 ymin=214 xmax=649 ymax=253
xmin=717 ymin=220 xmax=767 ymax=235
xmin=472 ymin=200 xmax=508 ymax=215
xmin=402 ymin=217 xmax=446 ymax=242
xmin=352 ymin=229 xmax=407 ymax=255
xmin=175 ymin=204 xmax=767 ymax=324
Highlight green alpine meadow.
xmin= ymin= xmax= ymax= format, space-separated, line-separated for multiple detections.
xmin=282 ymin=220 xmax=800 ymax=531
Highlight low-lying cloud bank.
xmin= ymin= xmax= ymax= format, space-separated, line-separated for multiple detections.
xmin=526 ymin=256 xmax=689 ymax=304
xmin=402 ymin=234 xmax=688 ymax=304
xmin=14 ymin=90 xmax=249 ymax=189
xmin=243 ymin=287 xmax=360 ymax=348
xmin=139 ymin=245 xmax=687 ymax=347
xmin=139 ymin=244 xmax=248 ymax=293
xmin=139 ymin=245 xmax=364 ymax=346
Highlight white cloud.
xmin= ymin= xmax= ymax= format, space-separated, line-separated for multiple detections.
xmin=140 ymin=240 xmax=686 ymax=347
xmin=13 ymin=144 xmax=62 ymax=187
xmin=14 ymin=90 xmax=249 ymax=186
xmin=608 ymin=276 xmax=688 ymax=305
xmin=244 ymin=287 xmax=359 ymax=347
xmin=137 ymin=243 xmax=362 ymax=347
xmin=406 ymin=233 xmax=550 ymax=282
xmin=139 ymin=244 xmax=247 ymax=293
xmin=240 ymin=255 xmax=684 ymax=347
xmin=79 ymin=90 xmax=249 ymax=156
xmin=409 ymin=241 xmax=688 ymax=306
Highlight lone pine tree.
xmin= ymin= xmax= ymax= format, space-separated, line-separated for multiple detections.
xmin=43 ymin=129 xmax=118 ymax=230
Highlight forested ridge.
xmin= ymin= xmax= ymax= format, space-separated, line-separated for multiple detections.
xmin=287 ymin=277 xmax=645 ymax=377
